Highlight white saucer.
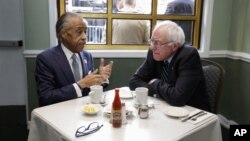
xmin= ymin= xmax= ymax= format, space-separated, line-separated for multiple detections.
xmin=118 ymin=87 xmax=135 ymax=99
xmin=133 ymin=100 xmax=154 ymax=108
xmin=120 ymin=90 xmax=135 ymax=99
xmin=164 ymin=107 xmax=189 ymax=118
xmin=82 ymin=104 xmax=101 ymax=115
xmin=100 ymin=101 xmax=108 ymax=106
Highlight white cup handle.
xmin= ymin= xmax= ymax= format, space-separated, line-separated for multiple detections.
xmin=89 ymin=91 xmax=94 ymax=96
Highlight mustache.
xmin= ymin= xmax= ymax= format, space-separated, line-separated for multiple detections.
xmin=78 ymin=42 xmax=86 ymax=46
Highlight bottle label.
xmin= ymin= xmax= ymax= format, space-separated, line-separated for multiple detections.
xmin=112 ymin=109 xmax=122 ymax=124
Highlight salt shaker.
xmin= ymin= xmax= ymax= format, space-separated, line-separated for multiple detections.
xmin=121 ymin=103 xmax=127 ymax=124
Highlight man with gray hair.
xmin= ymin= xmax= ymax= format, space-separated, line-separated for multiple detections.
xmin=129 ymin=20 xmax=210 ymax=111
xmin=35 ymin=12 xmax=113 ymax=106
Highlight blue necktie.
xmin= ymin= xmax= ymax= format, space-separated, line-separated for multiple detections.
xmin=161 ymin=61 xmax=169 ymax=82
xmin=72 ymin=54 xmax=81 ymax=81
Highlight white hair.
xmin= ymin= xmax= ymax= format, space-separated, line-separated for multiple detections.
xmin=154 ymin=20 xmax=185 ymax=46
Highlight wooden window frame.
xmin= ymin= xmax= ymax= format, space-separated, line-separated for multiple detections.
xmin=59 ymin=0 xmax=203 ymax=50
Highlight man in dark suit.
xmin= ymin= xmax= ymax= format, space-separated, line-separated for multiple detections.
xmin=129 ymin=20 xmax=210 ymax=111
xmin=35 ymin=12 xmax=113 ymax=106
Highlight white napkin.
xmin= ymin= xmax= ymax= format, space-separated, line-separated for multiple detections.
xmin=186 ymin=110 xmax=213 ymax=125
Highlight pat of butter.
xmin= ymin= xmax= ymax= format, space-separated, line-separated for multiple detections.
xmin=84 ymin=106 xmax=96 ymax=113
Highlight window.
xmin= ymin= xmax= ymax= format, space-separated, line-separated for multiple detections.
xmin=59 ymin=0 xmax=203 ymax=50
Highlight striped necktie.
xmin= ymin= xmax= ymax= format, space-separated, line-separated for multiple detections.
xmin=161 ymin=61 xmax=169 ymax=82
xmin=72 ymin=54 xmax=81 ymax=81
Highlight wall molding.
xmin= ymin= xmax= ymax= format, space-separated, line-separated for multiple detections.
xmin=209 ymin=50 xmax=250 ymax=62
xmin=23 ymin=49 xmax=250 ymax=63
xmin=23 ymin=50 xmax=149 ymax=58
xmin=23 ymin=50 xmax=41 ymax=58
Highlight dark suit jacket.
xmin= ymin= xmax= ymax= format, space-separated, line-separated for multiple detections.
xmin=129 ymin=45 xmax=211 ymax=111
xmin=35 ymin=45 xmax=94 ymax=106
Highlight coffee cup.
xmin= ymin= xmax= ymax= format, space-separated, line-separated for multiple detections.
xmin=135 ymin=87 xmax=148 ymax=105
xmin=89 ymin=85 xmax=103 ymax=104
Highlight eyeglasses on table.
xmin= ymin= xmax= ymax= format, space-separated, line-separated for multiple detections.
xmin=75 ymin=122 xmax=103 ymax=137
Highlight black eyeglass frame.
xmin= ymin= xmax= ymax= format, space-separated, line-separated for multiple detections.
xmin=75 ymin=122 xmax=103 ymax=137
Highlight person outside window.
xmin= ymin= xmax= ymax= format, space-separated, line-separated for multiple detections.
xmin=102 ymin=0 xmax=150 ymax=44
xmin=165 ymin=0 xmax=194 ymax=45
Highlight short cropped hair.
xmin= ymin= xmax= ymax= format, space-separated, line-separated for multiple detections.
xmin=55 ymin=12 xmax=83 ymax=42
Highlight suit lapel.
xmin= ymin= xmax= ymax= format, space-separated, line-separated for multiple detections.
xmin=79 ymin=52 xmax=89 ymax=76
xmin=54 ymin=45 xmax=75 ymax=83
xmin=168 ymin=46 xmax=185 ymax=82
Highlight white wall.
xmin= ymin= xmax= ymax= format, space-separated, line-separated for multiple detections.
xmin=0 ymin=0 xmax=27 ymax=105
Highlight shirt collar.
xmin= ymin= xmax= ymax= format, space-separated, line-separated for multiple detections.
xmin=61 ymin=43 xmax=79 ymax=61
xmin=165 ymin=54 xmax=174 ymax=64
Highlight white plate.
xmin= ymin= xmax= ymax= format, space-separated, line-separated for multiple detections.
xmin=164 ymin=107 xmax=189 ymax=118
xmin=120 ymin=90 xmax=135 ymax=99
xmin=133 ymin=100 xmax=154 ymax=108
xmin=82 ymin=104 xmax=101 ymax=115
xmin=118 ymin=87 xmax=134 ymax=99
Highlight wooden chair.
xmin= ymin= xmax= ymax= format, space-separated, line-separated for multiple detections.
xmin=201 ymin=59 xmax=225 ymax=114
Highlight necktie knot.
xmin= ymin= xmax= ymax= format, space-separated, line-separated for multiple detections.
xmin=72 ymin=54 xmax=77 ymax=61
xmin=164 ymin=61 xmax=169 ymax=67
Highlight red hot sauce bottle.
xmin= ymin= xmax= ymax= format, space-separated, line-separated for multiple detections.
xmin=112 ymin=88 xmax=122 ymax=128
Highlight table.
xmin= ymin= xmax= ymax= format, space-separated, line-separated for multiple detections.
xmin=28 ymin=89 xmax=222 ymax=141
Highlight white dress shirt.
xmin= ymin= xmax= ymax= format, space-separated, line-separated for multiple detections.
xmin=61 ymin=44 xmax=82 ymax=97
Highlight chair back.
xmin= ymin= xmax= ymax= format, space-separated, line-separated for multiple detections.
xmin=201 ymin=59 xmax=225 ymax=114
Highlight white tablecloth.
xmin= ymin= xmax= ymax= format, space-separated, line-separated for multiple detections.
xmin=28 ymin=89 xmax=222 ymax=141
